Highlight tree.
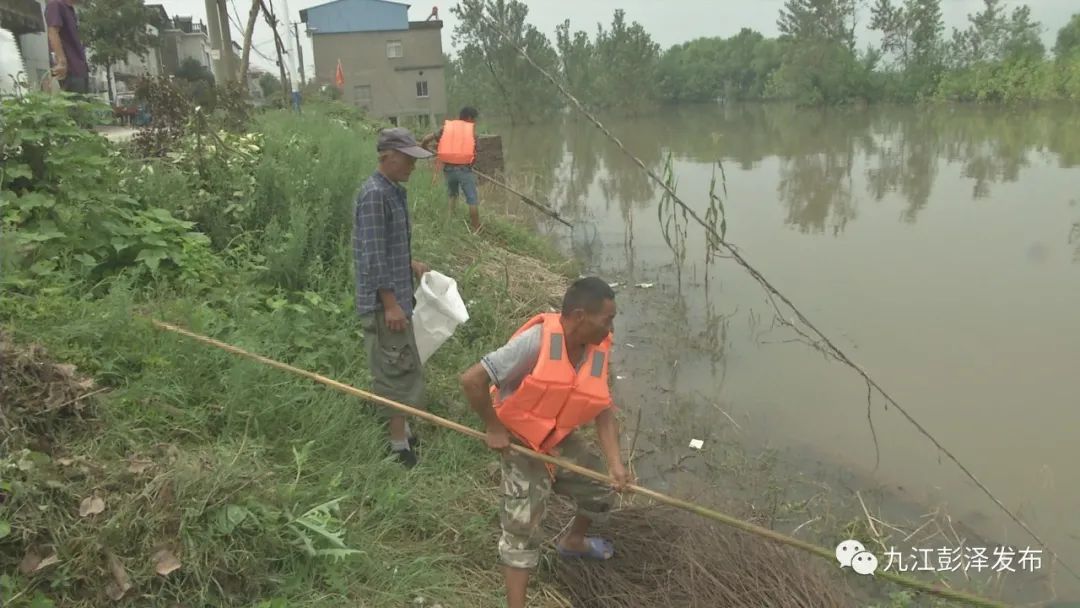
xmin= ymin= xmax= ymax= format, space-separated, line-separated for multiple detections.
xmin=1055 ymin=14 xmax=1080 ymax=60
xmin=777 ymin=0 xmax=859 ymax=49
xmin=948 ymin=0 xmax=1042 ymax=66
xmin=450 ymin=0 xmax=562 ymax=125
xmin=258 ymin=72 xmax=282 ymax=98
xmin=555 ymin=19 xmax=596 ymax=107
xmin=870 ymin=0 xmax=911 ymax=67
xmin=553 ymin=11 xmax=660 ymax=114
xmin=949 ymin=0 xmax=1003 ymax=66
xmin=176 ymin=58 xmax=214 ymax=85
xmin=870 ymin=0 xmax=944 ymax=98
xmin=657 ymin=30 xmax=783 ymax=103
xmin=80 ymin=0 xmax=155 ymax=102
xmin=908 ymin=0 xmax=944 ymax=67
xmin=174 ymin=57 xmax=215 ymax=106
xmin=870 ymin=0 xmax=943 ymax=68
xmin=590 ymin=10 xmax=660 ymax=113
xmin=774 ymin=0 xmax=867 ymax=104
xmin=1002 ymin=5 xmax=1044 ymax=62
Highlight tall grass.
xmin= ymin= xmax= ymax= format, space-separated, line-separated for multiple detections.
xmin=0 ymin=107 xmax=574 ymax=607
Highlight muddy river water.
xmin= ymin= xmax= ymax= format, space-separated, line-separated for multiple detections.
xmin=495 ymin=103 xmax=1080 ymax=602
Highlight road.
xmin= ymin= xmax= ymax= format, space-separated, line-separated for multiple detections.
xmin=95 ymin=126 xmax=137 ymax=143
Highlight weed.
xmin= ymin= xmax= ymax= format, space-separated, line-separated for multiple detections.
xmin=0 ymin=98 xmax=572 ymax=607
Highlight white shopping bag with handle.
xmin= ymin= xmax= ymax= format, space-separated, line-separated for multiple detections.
xmin=412 ymin=270 xmax=470 ymax=364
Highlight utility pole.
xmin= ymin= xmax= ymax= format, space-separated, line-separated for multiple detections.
xmin=293 ymin=23 xmax=306 ymax=86
xmin=216 ymin=0 xmax=236 ymax=83
xmin=276 ymin=0 xmax=300 ymax=111
xmin=204 ymin=0 xmax=225 ymax=81
xmin=239 ymin=0 xmax=261 ymax=81
xmin=259 ymin=0 xmax=291 ymax=107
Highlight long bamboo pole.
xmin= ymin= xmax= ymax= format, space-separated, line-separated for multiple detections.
xmin=472 ymin=168 xmax=574 ymax=227
xmin=149 ymin=318 xmax=1008 ymax=608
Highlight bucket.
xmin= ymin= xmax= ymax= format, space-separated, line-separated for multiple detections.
xmin=412 ymin=271 xmax=470 ymax=364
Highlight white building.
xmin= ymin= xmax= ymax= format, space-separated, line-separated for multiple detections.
xmin=3 ymin=0 xmax=251 ymax=101
xmin=0 ymin=0 xmax=50 ymax=91
xmin=159 ymin=14 xmax=214 ymax=77
xmin=91 ymin=22 xmax=163 ymax=97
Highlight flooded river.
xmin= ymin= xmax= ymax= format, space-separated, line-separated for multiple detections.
xmin=497 ymin=104 xmax=1080 ymax=601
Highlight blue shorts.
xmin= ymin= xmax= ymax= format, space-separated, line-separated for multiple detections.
xmin=444 ymin=165 xmax=479 ymax=205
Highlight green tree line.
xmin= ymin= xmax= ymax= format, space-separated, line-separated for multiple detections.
xmin=447 ymin=0 xmax=1080 ymax=122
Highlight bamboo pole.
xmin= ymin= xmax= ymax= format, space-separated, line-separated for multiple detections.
xmin=149 ymin=318 xmax=1008 ymax=608
xmin=472 ymin=168 xmax=573 ymax=227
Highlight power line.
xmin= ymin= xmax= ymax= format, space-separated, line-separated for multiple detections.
xmin=227 ymin=0 xmax=276 ymax=64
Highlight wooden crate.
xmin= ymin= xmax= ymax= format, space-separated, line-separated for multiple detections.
xmin=474 ymin=134 xmax=504 ymax=175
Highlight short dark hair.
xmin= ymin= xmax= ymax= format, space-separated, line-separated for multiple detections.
xmin=459 ymin=106 xmax=479 ymax=120
xmin=561 ymin=277 xmax=615 ymax=315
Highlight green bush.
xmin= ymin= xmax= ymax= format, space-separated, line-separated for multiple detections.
xmin=249 ymin=112 xmax=378 ymax=291
xmin=0 ymin=94 xmax=220 ymax=289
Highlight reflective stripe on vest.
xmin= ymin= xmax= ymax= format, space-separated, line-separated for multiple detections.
xmin=491 ymin=313 xmax=612 ymax=453
xmin=590 ymin=351 xmax=605 ymax=378
xmin=436 ymin=119 xmax=476 ymax=165
xmin=549 ymin=332 xmax=563 ymax=361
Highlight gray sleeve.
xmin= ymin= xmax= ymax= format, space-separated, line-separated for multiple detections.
xmin=480 ymin=324 xmax=542 ymax=391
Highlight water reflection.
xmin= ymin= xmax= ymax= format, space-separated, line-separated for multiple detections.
xmin=502 ymin=103 xmax=1080 ymax=601
xmin=498 ymin=119 xmax=569 ymax=210
xmin=501 ymin=104 xmax=1080 ymax=235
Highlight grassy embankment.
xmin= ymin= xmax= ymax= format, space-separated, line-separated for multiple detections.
xmin=1 ymin=98 xmax=578 ymax=607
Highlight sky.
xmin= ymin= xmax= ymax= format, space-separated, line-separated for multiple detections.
xmin=153 ymin=0 xmax=1079 ymax=78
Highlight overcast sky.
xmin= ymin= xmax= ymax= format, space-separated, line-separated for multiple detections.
xmin=152 ymin=0 xmax=1078 ymax=77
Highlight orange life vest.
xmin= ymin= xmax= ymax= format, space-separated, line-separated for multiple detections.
xmin=436 ymin=119 xmax=476 ymax=165
xmin=492 ymin=313 xmax=612 ymax=453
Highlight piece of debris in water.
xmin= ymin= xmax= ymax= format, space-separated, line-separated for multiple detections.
xmin=616 ymin=375 xmax=626 ymax=380
xmin=689 ymin=439 xmax=704 ymax=450
xmin=625 ymin=343 xmax=635 ymax=349
xmin=635 ymin=282 xmax=654 ymax=289
xmin=608 ymin=282 xmax=621 ymax=288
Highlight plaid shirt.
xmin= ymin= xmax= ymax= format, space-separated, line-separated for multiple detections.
xmin=353 ymin=171 xmax=415 ymax=317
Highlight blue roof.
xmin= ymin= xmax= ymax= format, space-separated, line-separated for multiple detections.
xmin=301 ymin=0 xmax=411 ymax=34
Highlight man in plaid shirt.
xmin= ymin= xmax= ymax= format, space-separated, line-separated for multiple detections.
xmin=354 ymin=127 xmax=433 ymax=468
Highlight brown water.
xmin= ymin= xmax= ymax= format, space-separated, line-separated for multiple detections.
xmin=497 ymin=103 xmax=1080 ymax=601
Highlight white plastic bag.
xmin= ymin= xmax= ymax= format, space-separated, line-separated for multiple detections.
xmin=412 ymin=271 xmax=470 ymax=364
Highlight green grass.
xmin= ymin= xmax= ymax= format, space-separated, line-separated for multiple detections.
xmin=0 ymin=106 xmax=575 ymax=607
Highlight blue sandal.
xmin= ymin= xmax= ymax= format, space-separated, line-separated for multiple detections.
xmin=557 ymin=536 xmax=615 ymax=561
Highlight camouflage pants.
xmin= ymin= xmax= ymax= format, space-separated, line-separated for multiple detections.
xmin=360 ymin=310 xmax=425 ymax=419
xmin=498 ymin=432 xmax=613 ymax=569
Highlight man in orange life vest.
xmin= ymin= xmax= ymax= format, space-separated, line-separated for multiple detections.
xmin=420 ymin=106 xmax=482 ymax=232
xmin=460 ymin=277 xmax=631 ymax=608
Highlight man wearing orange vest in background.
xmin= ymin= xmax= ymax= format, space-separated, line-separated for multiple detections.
xmin=460 ymin=277 xmax=631 ymax=608
xmin=421 ymin=106 xmax=482 ymax=232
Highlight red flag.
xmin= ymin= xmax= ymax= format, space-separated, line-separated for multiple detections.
xmin=335 ymin=58 xmax=345 ymax=90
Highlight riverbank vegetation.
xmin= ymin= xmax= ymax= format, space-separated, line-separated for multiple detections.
xmin=0 ymin=89 xmax=578 ymax=606
xmin=447 ymin=0 xmax=1080 ymax=121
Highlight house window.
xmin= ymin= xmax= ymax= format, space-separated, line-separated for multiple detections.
xmin=386 ymin=40 xmax=403 ymax=58
xmin=354 ymin=84 xmax=372 ymax=109
xmin=415 ymin=80 xmax=429 ymax=98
